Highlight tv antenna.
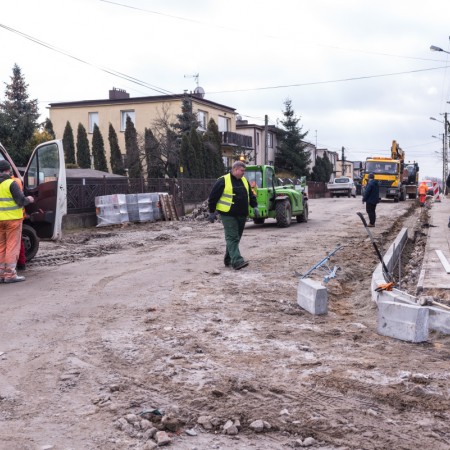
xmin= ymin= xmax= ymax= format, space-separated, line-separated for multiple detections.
xmin=184 ymin=73 xmax=199 ymax=87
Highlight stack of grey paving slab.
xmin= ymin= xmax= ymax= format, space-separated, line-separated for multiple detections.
xmin=95 ymin=193 xmax=159 ymax=226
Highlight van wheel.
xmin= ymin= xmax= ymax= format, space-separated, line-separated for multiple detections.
xmin=276 ymin=200 xmax=292 ymax=227
xmin=22 ymin=224 xmax=40 ymax=262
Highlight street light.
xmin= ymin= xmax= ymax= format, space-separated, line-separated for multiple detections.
xmin=430 ymin=45 xmax=450 ymax=55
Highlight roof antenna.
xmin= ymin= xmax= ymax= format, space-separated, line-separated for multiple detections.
xmin=184 ymin=73 xmax=199 ymax=87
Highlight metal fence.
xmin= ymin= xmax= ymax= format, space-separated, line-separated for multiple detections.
xmin=67 ymin=177 xmax=329 ymax=216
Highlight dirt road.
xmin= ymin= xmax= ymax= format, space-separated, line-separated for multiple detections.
xmin=1 ymin=198 xmax=450 ymax=450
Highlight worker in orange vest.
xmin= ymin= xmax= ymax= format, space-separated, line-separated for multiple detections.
xmin=418 ymin=182 xmax=428 ymax=207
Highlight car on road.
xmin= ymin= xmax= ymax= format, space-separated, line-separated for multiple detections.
xmin=327 ymin=176 xmax=357 ymax=198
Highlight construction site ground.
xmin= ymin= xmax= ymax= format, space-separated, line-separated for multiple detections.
xmin=1 ymin=197 xmax=450 ymax=450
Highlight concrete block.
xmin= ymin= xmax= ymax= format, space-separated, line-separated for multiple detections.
xmin=297 ymin=278 xmax=328 ymax=315
xmin=377 ymin=301 xmax=428 ymax=343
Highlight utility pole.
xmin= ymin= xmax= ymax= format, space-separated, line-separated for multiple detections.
xmin=445 ymin=112 xmax=448 ymax=194
xmin=264 ymin=115 xmax=269 ymax=165
xmin=341 ymin=146 xmax=345 ymax=176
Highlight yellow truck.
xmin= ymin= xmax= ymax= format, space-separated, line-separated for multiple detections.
xmin=362 ymin=140 xmax=419 ymax=202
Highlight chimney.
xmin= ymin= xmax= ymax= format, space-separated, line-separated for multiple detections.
xmin=109 ymin=87 xmax=130 ymax=100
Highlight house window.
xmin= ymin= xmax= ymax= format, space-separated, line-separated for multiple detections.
xmin=267 ymin=133 xmax=273 ymax=148
xmin=121 ymin=110 xmax=135 ymax=131
xmin=256 ymin=132 xmax=260 ymax=146
xmin=88 ymin=112 xmax=99 ymax=133
xmin=218 ymin=116 xmax=230 ymax=132
xmin=197 ymin=110 xmax=207 ymax=131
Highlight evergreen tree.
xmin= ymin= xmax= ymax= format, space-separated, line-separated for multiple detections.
xmin=108 ymin=123 xmax=126 ymax=175
xmin=43 ymin=118 xmax=56 ymax=139
xmin=275 ymin=99 xmax=310 ymax=178
xmin=124 ymin=115 xmax=142 ymax=179
xmin=179 ymin=133 xmax=191 ymax=177
xmin=172 ymin=95 xmax=199 ymax=134
xmin=190 ymin=127 xmax=205 ymax=178
xmin=311 ymin=156 xmax=326 ymax=182
xmin=92 ymin=124 xmax=108 ymax=172
xmin=0 ymin=64 xmax=40 ymax=165
xmin=144 ymin=128 xmax=164 ymax=178
xmin=203 ymin=118 xmax=225 ymax=178
xmin=63 ymin=121 xmax=76 ymax=165
xmin=76 ymin=123 xmax=91 ymax=168
xmin=322 ymin=152 xmax=334 ymax=182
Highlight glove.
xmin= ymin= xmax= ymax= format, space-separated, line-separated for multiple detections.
xmin=253 ymin=207 xmax=260 ymax=218
xmin=209 ymin=212 xmax=217 ymax=223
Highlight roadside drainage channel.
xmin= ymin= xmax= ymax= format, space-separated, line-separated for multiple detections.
xmin=371 ymin=227 xmax=450 ymax=342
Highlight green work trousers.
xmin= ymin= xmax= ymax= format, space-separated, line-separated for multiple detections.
xmin=221 ymin=215 xmax=247 ymax=268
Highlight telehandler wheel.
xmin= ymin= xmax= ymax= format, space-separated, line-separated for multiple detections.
xmin=253 ymin=218 xmax=265 ymax=225
xmin=276 ymin=200 xmax=292 ymax=227
xmin=296 ymin=201 xmax=309 ymax=223
xmin=22 ymin=223 xmax=39 ymax=262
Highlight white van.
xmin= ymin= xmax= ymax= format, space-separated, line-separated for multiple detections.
xmin=0 ymin=140 xmax=67 ymax=260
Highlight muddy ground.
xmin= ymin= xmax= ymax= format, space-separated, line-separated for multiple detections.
xmin=1 ymin=197 xmax=450 ymax=450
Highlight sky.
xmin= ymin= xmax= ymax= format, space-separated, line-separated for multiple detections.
xmin=2 ymin=0 xmax=450 ymax=179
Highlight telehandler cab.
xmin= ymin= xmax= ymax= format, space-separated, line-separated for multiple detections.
xmin=245 ymin=165 xmax=308 ymax=227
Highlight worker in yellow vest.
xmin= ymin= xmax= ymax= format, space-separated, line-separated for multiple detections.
xmin=0 ymin=160 xmax=34 ymax=283
xmin=208 ymin=161 xmax=258 ymax=270
xmin=11 ymin=174 xmax=27 ymax=270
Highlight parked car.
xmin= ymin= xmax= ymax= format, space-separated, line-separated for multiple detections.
xmin=421 ymin=179 xmax=434 ymax=196
xmin=327 ymin=177 xmax=357 ymax=198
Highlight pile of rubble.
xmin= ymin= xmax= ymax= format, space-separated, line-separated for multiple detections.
xmin=182 ymin=200 xmax=215 ymax=221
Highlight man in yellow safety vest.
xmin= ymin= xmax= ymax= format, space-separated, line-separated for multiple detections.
xmin=208 ymin=161 xmax=258 ymax=270
xmin=0 ymin=159 xmax=34 ymax=283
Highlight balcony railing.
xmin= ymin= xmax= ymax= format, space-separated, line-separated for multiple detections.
xmin=221 ymin=131 xmax=252 ymax=149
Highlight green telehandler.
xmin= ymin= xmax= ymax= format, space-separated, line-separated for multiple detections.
xmin=245 ymin=165 xmax=308 ymax=227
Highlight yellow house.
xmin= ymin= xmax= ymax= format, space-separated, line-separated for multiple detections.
xmin=48 ymin=88 xmax=250 ymax=171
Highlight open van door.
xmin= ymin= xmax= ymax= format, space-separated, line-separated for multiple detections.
xmin=0 ymin=139 xmax=66 ymax=260
xmin=23 ymin=139 xmax=67 ymax=242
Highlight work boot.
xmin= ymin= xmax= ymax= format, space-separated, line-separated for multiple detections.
xmin=234 ymin=260 xmax=249 ymax=270
xmin=367 ymin=224 xmax=375 ymax=227
xmin=17 ymin=263 xmax=26 ymax=271
xmin=4 ymin=275 xmax=26 ymax=283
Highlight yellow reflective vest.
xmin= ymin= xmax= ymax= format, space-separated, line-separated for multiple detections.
xmin=0 ymin=179 xmax=23 ymax=221
xmin=216 ymin=173 xmax=250 ymax=213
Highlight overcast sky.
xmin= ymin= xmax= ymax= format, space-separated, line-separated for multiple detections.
xmin=2 ymin=0 xmax=450 ymax=179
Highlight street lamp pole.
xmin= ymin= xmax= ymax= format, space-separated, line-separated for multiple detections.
xmin=431 ymin=116 xmax=449 ymax=193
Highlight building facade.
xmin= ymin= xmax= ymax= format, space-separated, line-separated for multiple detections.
xmin=49 ymin=88 xmax=248 ymax=171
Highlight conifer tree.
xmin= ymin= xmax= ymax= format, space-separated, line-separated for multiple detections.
xmin=179 ymin=134 xmax=191 ymax=177
xmin=203 ymin=118 xmax=225 ymax=178
xmin=63 ymin=121 xmax=76 ymax=165
xmin=108 ymin=123 xmax=126 ymax=175
xmin=190 ymin=127 xmax=205 ymax=178
xmin=43 ymin=118 xmax=56 ymax=139
xmin=76 ymin=123 xmax=91 ymax=168
xmin=92 ymin=124 xmax=108 ymax=172
xmin=124 ymin=115 xmax=142 ymax=179
xmin=275 ymin=99 xmax=310 ymax=178
xmin=172 ymin=95 xmax=199 ymax=134
xmin=145 ymin=128 xmax=164 ymax=178
xmin=0 ymin=64 xmax=40 ymax=166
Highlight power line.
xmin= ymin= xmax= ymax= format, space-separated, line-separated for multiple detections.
xmin=0 ymin=23 xmax=175 ymax=97
xmin=100 ymin=0 xmax=447 ymax=64
xmin=207 ymin=66 xmax=450 ymax=94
